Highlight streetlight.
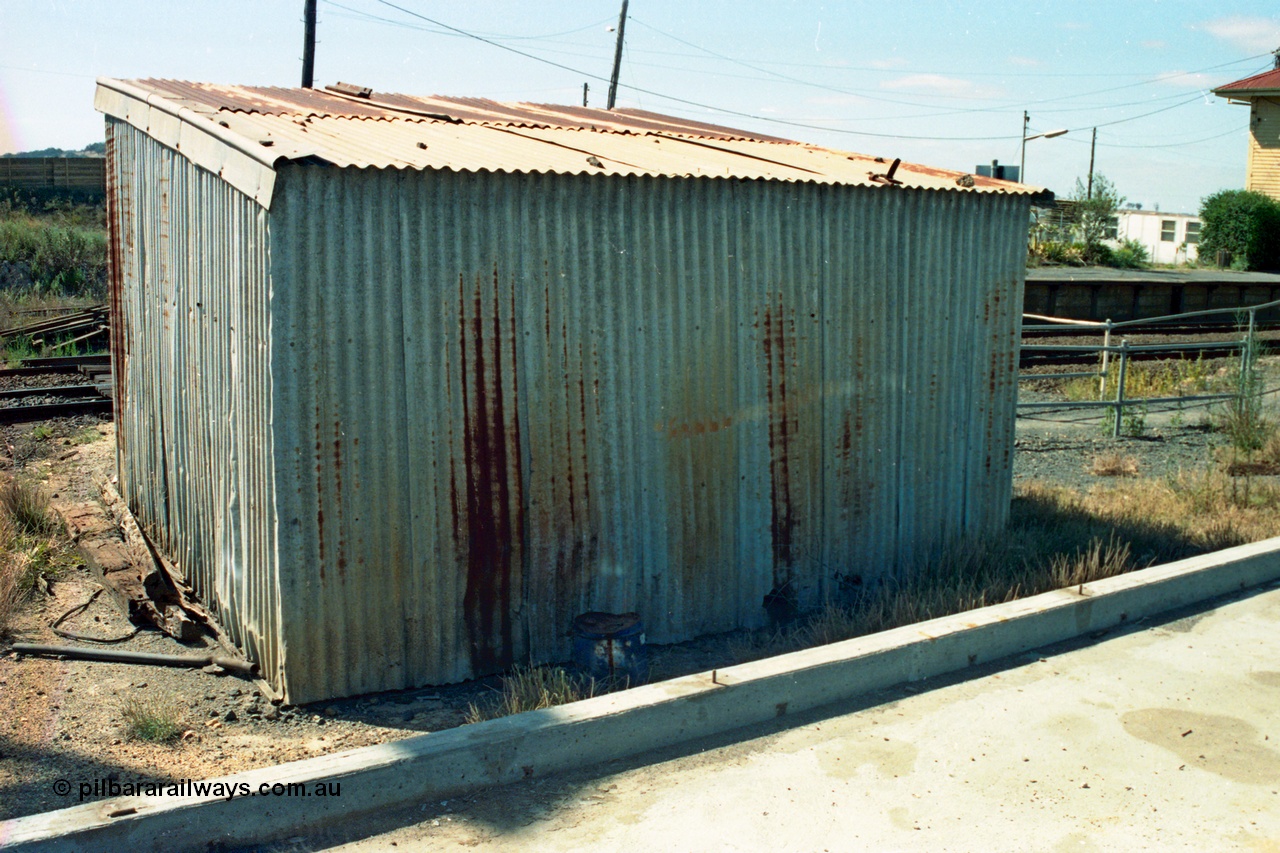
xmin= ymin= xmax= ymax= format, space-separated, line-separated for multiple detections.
xmin=1020 ymin=110 xmax=1068 ymax=182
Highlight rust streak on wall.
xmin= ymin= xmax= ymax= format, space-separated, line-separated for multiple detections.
xmin=105 ymin=127 xmax=128 ymax=444
xmin=760 ymin=296 xmax=796 ymax=590
xmin=315 ymin=402 xmax=326 ymax=579
xmin=457 ymin=266 xmax=525 ymax=673
xmin=333 ymin=419 xmax=346 ymax=577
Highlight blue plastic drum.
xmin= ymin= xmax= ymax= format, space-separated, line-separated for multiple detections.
xmin=570 ymin=611 xmax=649 ymax=686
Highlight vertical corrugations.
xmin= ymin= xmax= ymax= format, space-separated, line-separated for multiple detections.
xmin=107 ymin=118 xmax=281 ymax=689
xmin=263 ymin=166 xmax=1029 ymax=703
xmin=120 ymin=146 xmax=1026 ymax=703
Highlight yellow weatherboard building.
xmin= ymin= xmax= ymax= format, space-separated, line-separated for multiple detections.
xmin=1214 ymin=55 xmax=1280 ymax=200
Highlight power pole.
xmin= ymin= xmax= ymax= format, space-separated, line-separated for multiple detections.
xmin=302 ymin=0 xmax=317 ymax=89
xmin=583 ymin=83 xmax=589 ymax=107
xmin=1087 ymin=127 xmax=1097 ymax=199
xmin=1018 ymin=110 xmax=1029 ymax=182
xmin=606 ymin=0 xmax=629 ymax=110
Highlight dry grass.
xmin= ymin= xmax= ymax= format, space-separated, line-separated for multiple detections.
xmin=478 ymin=464 xmax=1280 ymax=712
xmin=0 ymin=562 xmax=20 ymax=641
xmin=0 ymin=477 xmax=75 ymax=637
xmin=0 ymin=478 xmax=60 ymax=538
xmin=727 ymin=473 xmax=1280 ymax=666
xmin=1089 ymin=453 xmax=1139 ymax=477
xmin=464 ymin=665 xmax=602 ymax=723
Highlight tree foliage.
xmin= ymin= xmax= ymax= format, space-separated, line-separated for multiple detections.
xmin=1198 ymin=189 xmax=1280 ymax=271
xmin=1069 ymin=174 xmax=1124 ymax=264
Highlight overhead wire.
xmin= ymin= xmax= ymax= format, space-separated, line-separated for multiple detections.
xmin=1098 ymin=124 xmax=1248 ymax=149
xmin=629 ymin=15 xmax=1269 ymax=114
xmin=366 ymin=0 xmax=1020 ymax=140
xmin=318 ymin=0 xmax=1267 ymax=148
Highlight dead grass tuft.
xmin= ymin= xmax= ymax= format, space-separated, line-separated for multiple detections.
xmin=0 ymin=478 xmax=60 ymax=538
xmin=464 ymin=665 xmax=602 ymax=723
xmin=1089 ymin=453 xmax=1139 ymax=477
xmin=0 ymin=554 xmax=21 ymax=639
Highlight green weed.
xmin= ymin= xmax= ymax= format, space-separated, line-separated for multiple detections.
xmin=120 ymin=697 xmax=184 ymax=744
xmin=0 ymin=208 xmax=106 ymax=297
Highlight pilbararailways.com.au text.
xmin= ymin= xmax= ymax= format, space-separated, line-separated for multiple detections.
xmin=56 ymin=777 xmax=342 ymax=802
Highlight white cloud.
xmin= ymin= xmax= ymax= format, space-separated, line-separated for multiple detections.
xmin=880 ymin=74 xmax=1003 ymax=100
xmin=1008 ymin=56 xmax=1044 ymax=68
xmin=1195 ymin=16 xmax=1280 ymax=54
xmin=867 ymin=58 xmax=908 ymax=71
xmin=1142 ymin=40 xmax=1167 ymax=50
xmin=1058 ymin=21 xmax=1090 ymax=32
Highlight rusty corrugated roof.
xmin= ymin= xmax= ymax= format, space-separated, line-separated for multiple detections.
xmin=1213 ymin=66 xmax=1280 ymax=96
xmin=96 ymin=77 xmax=1047 ymax=198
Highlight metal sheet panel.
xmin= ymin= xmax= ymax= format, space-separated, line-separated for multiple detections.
xmin=96 ymin=79 xmax=1049 ymax=207
xmin=106 ymin=118 xmax=282 ymax=688
xmin=266 ymin=165 xmax=1029 ymax=703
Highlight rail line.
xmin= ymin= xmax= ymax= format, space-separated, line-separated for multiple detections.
xmin=0 ymin=355 xmax=113 ymax=424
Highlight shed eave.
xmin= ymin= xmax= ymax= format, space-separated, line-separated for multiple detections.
xmin=94 ymin=77 xmax=301 ymax=208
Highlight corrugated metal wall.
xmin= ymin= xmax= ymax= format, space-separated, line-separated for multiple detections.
xmin=106 ymin=119 xmax=282 ymax=687
xmin=268 ymin=164 xmax=1027 ymax=703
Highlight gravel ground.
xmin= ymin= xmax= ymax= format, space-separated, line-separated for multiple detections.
xmin=1013 ymin=426 xmax=1228 ymax=493
xmin=1012 ymin=355 xmax=1280 ymax=492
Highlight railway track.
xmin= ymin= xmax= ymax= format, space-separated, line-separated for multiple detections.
xmin=0 ymin=355 xmax=113 ymax=423
xmin=1021 ymin=318 xmax=1280 ymax=339
xmin=1019 ymin=321 xmax=1280 ymax=370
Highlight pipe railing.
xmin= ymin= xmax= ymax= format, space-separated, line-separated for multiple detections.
xmin=1019 ymin=300 xmax=1274 ymax=436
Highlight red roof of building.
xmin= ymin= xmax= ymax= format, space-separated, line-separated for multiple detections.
xmin=1213 ymin=66 xmax=1280 ymax=97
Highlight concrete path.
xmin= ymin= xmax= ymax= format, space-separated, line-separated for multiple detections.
xmin=311 ymin=584 xmax=1280 ymax=852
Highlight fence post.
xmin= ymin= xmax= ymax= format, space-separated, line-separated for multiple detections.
xmin=1099 ymin=319 xmax=1112 ymax=399
xmin=1113 ymin=339 xmax=1129 ymax=438
xmin=1238 ymin=308 xmax=1257 ymax=408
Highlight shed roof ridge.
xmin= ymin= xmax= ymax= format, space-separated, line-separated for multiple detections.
xmin=94 ymin=77 xmax=1053 ymax=206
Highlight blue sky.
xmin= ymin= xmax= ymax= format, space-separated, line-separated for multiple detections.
xmin=2 ymin=1 xmax=1278 ymax=212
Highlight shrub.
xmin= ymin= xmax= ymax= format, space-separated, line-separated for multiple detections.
xmin=1112 ymin=238 xmax=1149 ymax=269
xmin=0 ymin=205 xmax=106 ymax=297
xmin=1198 ymin=189 xmax=1280 ymax=271
xmin=1030 ymin=241 xmax=1085 ymax=266
xmin=1081 ymin=240 xmax=1116 ymax=267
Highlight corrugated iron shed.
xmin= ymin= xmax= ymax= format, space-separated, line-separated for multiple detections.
xmin=98 ymin=78 xmax=1036 ymax=704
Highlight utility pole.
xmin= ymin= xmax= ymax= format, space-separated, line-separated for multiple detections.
xmin=583 ymin=83 xmax=589 ymax=107
xmin=301 ymin=0 xmax=317 ymax=88
xmin=606 ymin=0 xmax=629 ymax=110
xmin=1018 ymin=110 xmax=1029 ymax=182
xmin=1087 ymin=127 xmax=1097 ymax=199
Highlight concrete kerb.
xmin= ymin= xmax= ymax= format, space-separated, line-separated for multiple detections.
xmin=5 ymin=535 xmax=1280 ymax=852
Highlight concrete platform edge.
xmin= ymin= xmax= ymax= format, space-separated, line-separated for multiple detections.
xmin=5 ymin=535 xmax=1279 ymax=852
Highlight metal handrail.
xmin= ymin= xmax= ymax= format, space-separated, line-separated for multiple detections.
xmin=1018 ymin=299 xmax=1270 ymax=436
